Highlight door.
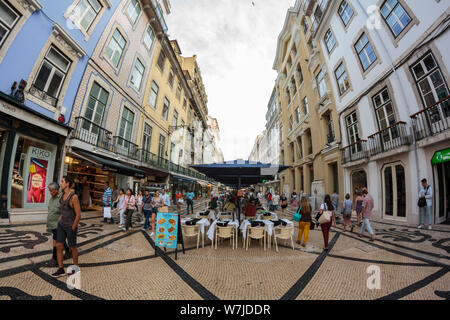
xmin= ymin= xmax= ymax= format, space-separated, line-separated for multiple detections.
xmin=383 ymin=163 xmax=407 ymax=221
xmin=81 ymin=82 xmax=108 ymax=145
xmin=373 ymin=88 xmax=399 ymax=150
xmin=435 ymin=162 xmax=450 ymax=224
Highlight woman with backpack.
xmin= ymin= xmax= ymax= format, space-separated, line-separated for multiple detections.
xmin=317 ymin=194 xmax=334 ymax=251
xmin=296 ymin=196 xmax=312 ymax=247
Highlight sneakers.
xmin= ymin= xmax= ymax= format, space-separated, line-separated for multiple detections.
xmin=118 ymin=224 xmax=124 ymax=229
xmin=418 ymin=224 xmax=424 ymax=229
xmin=428 ymin=225 xmax=432 ymax=230
xmin=51 ymin=268 xmax=66 ymax=278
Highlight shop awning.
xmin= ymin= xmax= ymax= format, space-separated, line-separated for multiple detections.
xmin=75 ymin=149 xmax=146 ymax=178
xmin=171 ymin=175 xmax=197 ymax=184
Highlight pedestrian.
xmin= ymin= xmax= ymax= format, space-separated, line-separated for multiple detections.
xmin=136 ymin=190 xmax=144 ymax=224
xmin=114 ymin=189 xmax=125 ymax=228
xmin=280 ymin=193 xmax=288 ymax=214
xmin=161 ymin=189 xmax=171 ymax=212
xmin=354 ymin=191 xmax=364 ymax=226
xmin=51 ymin=176 xmax=81 ymax=278
xmin=142 ymin=189 xmax=153 ymax=231
xmin=151 ymin=190 xmax=164 ymax=237
xmin=317 ymin=194 xmax=334 ymax=251
xmin=418 ymin=178 xmax=433 ymax=230
xmin=102 ymin=182 xmax=114 ymax=224
xmin=359 ymin=188 xmax=375 ymax=241
xmin=47 ymin=182 xmax=70 ymax=267
xmin=122 ymin=188 xmax=136 ymax=232
xmin=267 ymin=191 xmax=272 ymax=210
xmin=175 ymin=190 xmax=183 ymax=212
xmin=272 ymin=191 xmax=280 ymax=212
xmin=331 ymin=191 xmax=339 ymax=227
xmin=186 ymin=190 xmax=195 ymax=216
xmin=296 ymin=196 xmax=312 ymax=247
xmin=291 ymin=190 xmax=297 ymax=206
xmin=342 ymin=194 xmax=354 ymax=233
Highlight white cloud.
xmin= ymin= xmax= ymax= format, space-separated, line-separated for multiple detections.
xmin=167 ymin=0 xmax=294 ymax=161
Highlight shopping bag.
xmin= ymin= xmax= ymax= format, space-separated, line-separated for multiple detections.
xmin=318 ymin=211 xmax=332 ymax=224
xmin=103 ymin=206 xmax=111 ymax=218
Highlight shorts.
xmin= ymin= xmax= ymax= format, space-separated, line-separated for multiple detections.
xmin=343 ymin=212 xmax=352 ymax=219
xmin=51 ymin=229 xmax=58 ymax=241
xmin=57 ymin=223 xmax=78 ymax=247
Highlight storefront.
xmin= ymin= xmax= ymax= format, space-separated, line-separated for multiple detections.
xmin=170 ymin=175 xmax=196 ymax=202
xmin=0 ymin=92 xmax=69 ymax=220
xmin=432 ymin=148 xmax=450 ymax=224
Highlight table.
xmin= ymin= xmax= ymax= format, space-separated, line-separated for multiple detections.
xmin=195 ymin=210 xmax=216 ymax=221
xmin=181 ymin=218 xmax=211 ymax=248
xmin=207 ymin=219 xmax=239 ymax=248
xmin=256 ymin=212 xmax=278 ymax=220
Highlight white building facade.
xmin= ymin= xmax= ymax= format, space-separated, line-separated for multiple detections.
xmin=313 ymin=0 xmax=450 ymax=224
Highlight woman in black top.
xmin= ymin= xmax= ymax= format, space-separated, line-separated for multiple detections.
xmin=280 ymin=194 xmax=288 ymax=214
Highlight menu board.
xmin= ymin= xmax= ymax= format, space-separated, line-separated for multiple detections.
xmin=155 ymin=212 xmax=179 ymax=249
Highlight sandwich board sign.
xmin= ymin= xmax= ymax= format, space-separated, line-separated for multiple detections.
xmin=155 ymin=212 xmax=185 ymax=259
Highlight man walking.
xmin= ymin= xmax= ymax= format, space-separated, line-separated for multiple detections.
xmin=186 ymin=190 xmax=195 ymax=215
xmin=102 ymin=182 xmax=114 ymax=224
xmin=47 ymin=182 xmax=70 ymax=266
xmin=161 ymin=189 xmax=171 ymax=210
xmin=359 ymin=188 xmax=375 ymax=242
xmin=331 ymin=190 xmax=339 ymax=228
xmin=51 ymin=176 xmax=81 ymax=278
xmin=418 ymin=178 xmax=433 ymax=230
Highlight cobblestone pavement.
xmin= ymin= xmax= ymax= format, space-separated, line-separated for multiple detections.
xmin=1 ymin=199 xmax=449 ymax=300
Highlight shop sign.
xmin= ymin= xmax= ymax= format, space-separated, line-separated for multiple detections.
xmin=155 ymin=212 xmax=179 ymax=249
xmin=432 ymin=148 xmax=450 ymax=165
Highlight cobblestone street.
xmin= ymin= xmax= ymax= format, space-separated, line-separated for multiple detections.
xmin=1 ymin=200 xmax=449 ymax=300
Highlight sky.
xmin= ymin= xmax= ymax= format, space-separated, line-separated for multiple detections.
xmin=166 ymin=0 xmax=294 ymax=161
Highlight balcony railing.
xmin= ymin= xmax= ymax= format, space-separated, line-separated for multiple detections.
xmin=71 ymin=117 xmax=112 ymax=150
xmin=341 ymin=140 xmax=368 ymax=164
xmin=368 ymin=122 xmax=411 ymax=156
xmin=410 ymin=95 xmax=450 ymax=141
xmin=113 ymin=136 xmax=139 ymax=160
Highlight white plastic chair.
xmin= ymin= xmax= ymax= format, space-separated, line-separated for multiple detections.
xmin=182 ymin=225 xmax=200 ymax=249
xmin=246 ymin=226 xmax=266 ymax=251
xmin=273 ymin=226 xmax=294 ymax=252
xmin=215 ymin=226 xmax=235 ymax=250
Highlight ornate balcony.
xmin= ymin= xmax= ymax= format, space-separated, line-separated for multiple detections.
xmin=368 ymin=122 xmax=411 ymax=156
xmin=113 ymin=136 xmax=139 ymax=160
xmin=71 ymin=117 xmax=112 ymax=150
xmin=410 ymin=95 xmax=450 ymax=141
xmin=341 ymin=140 xmax=368 ymax=165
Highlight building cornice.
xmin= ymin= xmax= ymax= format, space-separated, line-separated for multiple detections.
xmin=52 ymin=23 xmax=87 ymax=58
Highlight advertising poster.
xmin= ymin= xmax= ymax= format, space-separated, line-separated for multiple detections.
xmin=27 ymin=157 xmax=48 ymax=203
xmin=155 ymin=212 xmax=179 ymax=249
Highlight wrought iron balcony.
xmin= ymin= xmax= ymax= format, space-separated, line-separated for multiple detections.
xmin=341 ymin=140 xmax=368 ymax=164
xmin=113 ymin=136 xmax=139 ymax=160
xmin=368 ymin=122 xmax=411 ymax=156
xmin=410 ymin=95 xmax=450 ymax=141
xmin=71 ymin=117 xmax=112 ymax=150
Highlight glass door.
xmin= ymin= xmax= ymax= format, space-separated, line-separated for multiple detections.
xmin=435 ymin=162 xmax=450 ymax=224
xmin=383 ymin=163 xmax=406 ymax=220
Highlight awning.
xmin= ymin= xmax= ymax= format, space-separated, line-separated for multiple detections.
xmin=197 ymin=180 xmax=209 ymax=187
xmin=171 ymin=175 xmax=197 ymax=184
xmin=74 ymin=149 xmax=146 ymax=178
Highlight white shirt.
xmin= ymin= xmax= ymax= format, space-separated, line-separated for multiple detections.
xmin=272 ymin=195 xmax=280 ymax=205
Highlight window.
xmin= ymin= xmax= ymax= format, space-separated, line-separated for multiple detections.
xmin=346 ymin=112 xmax=361 ymax=152
xmin=291 ymin=78 xmax=297 ymax=96
xmin=295 ymin=107 xmax=300 ymax=123
xmin=0 ymin=0 xmax=20 ymax=47
xmin=130 ymin=58 xmax=144 ymax=91
xmin=381 ymin=0 xmax=411 ymax=37
xmin=156 ymin=49 xmax=165 ymax=71
xmin=158 ymin=134 xmax=166 ymax=159
xmin=289 ymin=115 xmax=293 ymax=131
xmin=325 ymin=113 xmax=335 ymax=143
xmin=324 ymin=29 xmax=336 ymax=53
xmin=355 ymin=33 xmax=377 ymax=71
xmin=82 ymin=81 xmax=108 ymax=133
xmin=316 ymin=70 xmax=327 ymax=98
xmin=411 ymin=52 xmax=449 ymax=108
xmin=170 ymin=142 xmax=175 ymax=162
xmin=143 ymin=25 xmax=155 ymax=49
xmin=338 ymin=0 xmax=353 ymax=26
xmin=168 ymin=68 xmax=174 ymax=87
xmin=180 ymin=119 xmax=185 ymax=136
xmin=302 ymin=97 xmax=309 ymax=115
xmin=68 ymin=0 xmax=102 ymax=32
xmin=105 ymin=29 xmax=126 ymax=67
xmin=176 ymin=83 xmax=181 ymax=100
xmin=142 ymin=123 xmax=152 ymax=151
xmin=183 ymin=97 xmax=187 ymax=110
xmin=286 ymin=87 xmax=291 ymax=105
xmin=126 ymin=0 xmax=141 ymax=25
xmin=303 ymin=18 xmax=308 ymax=34
xmin=296 ymin=64 xmax=304 ymax=84
xmin=335 ymin=63 xmax=350 ymax=95
xmin=172 ymin=110 xmax=178 ymax=127
xmin=33 ymin=46 xmax=71 ymax=99
xmin=149 ymin=81 xmax=158 ymax=108
xmin=372 ymin=88 xmax=398 ymax=142
xmin=118 ymin=107 xmax=134 ymax=145
xmin=162 ymin=97 xmax=170 ymax=120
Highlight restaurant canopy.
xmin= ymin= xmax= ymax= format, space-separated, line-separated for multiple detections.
xmin=190 ymin=160 xmax=290 ymax=188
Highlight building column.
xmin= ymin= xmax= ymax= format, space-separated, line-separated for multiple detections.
xmin=0 ymin=131 xmax=16 ymax=219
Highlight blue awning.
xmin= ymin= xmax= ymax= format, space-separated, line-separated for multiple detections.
xmin=171 ymin=175 xmax=197 ymax=184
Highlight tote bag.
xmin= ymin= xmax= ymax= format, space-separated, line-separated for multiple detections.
xmin=293 ymin=206 xmax=302 ymax=222
xmin=103 ymin=207 xmax=112 ymax=218
xmin=318 ymin=211 xmax=332 ymax=224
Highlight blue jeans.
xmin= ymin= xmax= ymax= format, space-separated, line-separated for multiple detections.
xmin=360 ymin=218 xmax=374 ymax=236
xmin=419 ymin=206 xmax=432 ymax=225
xmin=143 ymin=209 xmax=152 ymax=230
xmin=186 ymin=200 xmax=194 ymax=215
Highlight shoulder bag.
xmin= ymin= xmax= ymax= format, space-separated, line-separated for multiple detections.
xmin=418 ymin=186 xmax=429 ymax=208
xmin=293 ymin=206 xmax=302 ymax=222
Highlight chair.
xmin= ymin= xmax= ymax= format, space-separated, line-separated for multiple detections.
xmin=273 ymin=226 xmax=294 ymax=252
xmin=182 ymin=225 xmax=200 ymax=249
xmin=220 ymin=212 xmax=233 ymax=220
xmin=262 ymin=215 xmax=273 ymax=221
xmin=246 ymin=226 xmax=266 ymax=251
xmin=215 ymin=226 xmax=235 ymax=250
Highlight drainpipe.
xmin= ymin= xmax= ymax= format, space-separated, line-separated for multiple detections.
xmin=355 ymin=0 xmax=422 ymax=220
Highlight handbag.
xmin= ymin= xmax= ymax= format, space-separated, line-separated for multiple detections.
xmin=103 ymin=206 xmax=111 ymax=218
xmin=318 ymin=211 xmax=332 ymax=224
xmin=293 ymin=206 xmax=302 ymax=222
xmin=418 ymin=186 xmax=429 ymax=208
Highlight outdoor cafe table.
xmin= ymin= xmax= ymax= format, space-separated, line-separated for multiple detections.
xmin=195 ymin=210 xmax=216 ymax=221
xmin=207 ymin=219 xmax=240 ymax=248
xmin=181 ymin=218 xmax=211 ymax=248
xmin=255 ymin=212 xmax=278 ymax=220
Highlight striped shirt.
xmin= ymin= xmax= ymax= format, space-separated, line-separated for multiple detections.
xmin=103 ymin=187 xmax=112 ymax=206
